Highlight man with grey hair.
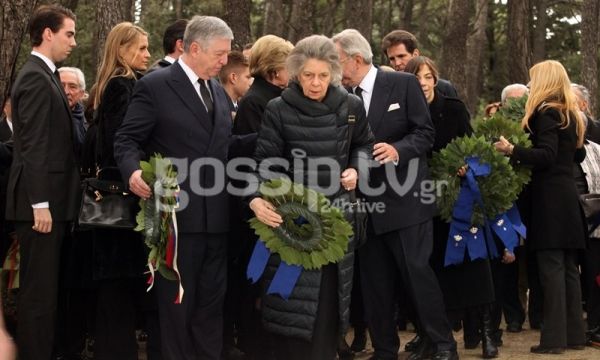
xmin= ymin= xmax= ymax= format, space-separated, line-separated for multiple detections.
xmin=58 ymin=66 xmax=87 ymax=146
xmin=332 ymin=29 xmax=458 ymax=360
xmin=572 ymin=83 xmax=600 ymax=143
xmin=500 ymin=83 xmax=528 ymax=105
xmin=114 ymin=15 xmax=233 ymax=360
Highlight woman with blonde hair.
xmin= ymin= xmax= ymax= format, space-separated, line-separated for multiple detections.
xmin=85 ymin=21 xmax=150 ymax=360
xmin=495 ymin=60 xmax=587 ymax=354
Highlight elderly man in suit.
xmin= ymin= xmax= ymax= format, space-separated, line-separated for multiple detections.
xmin=114 ymin=16 xmax=233 ymax=360
xmin=332 ymin=29 xmax=458 ymax=360
xmin=6 ymin=4 xmax=79 ymax=360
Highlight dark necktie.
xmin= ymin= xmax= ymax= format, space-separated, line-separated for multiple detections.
xmin=199 ymin=80 xmax=214 ymax=119
xmin=354 ymin=86 xmax=364 ymax=101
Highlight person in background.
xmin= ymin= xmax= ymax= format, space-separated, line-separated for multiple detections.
xmin=58 ymin=66 xmax=87 ymax=146
xmin=90 ymin=21 xmax=151 ymax=360
xmin=219 ymin=51 xmax=252 ymax=118
xmin=146 ymin=19 xmax=187 ymax=73
xmin=572 ymin=83 xmax=600 ymax=143
xmin=242 ymin=42 xmax=253 ymax=60
xmin=494 ymin=60 xmax=587 ymax=355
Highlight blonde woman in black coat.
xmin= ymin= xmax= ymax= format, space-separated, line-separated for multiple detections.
xmin=495 ymin=60 xmax=587 ymax=354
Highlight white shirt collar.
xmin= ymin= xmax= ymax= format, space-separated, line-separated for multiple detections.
xmin=164 ymin=55 xmax=177 ymax=64
xmin=31 ymin=51 xmax=56 ymax=73
xmin=177 ymin=57 xmax=200 ymax=85
xmin=356 ymin=64 xmax=377 ymax=96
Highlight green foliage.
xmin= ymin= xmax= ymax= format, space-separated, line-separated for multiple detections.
xmin=496 ymin=95 xmax=528 ymax=122
xmin=431 ymin=135 xmax=522 ymax=226
xmin=250 ymin=178 xmax=353 ymax=270
xmin=135 ymin=154 xmax=179 ymax=280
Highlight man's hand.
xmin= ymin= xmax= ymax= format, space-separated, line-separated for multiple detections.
xmin=129 ymin=169 xmax=152 ymax=199
xmin=32 ymin=208 xmax=52 ymax=233
xmin=340 ymin=168 xmax=358 ymax=191
xmin=373 ymin=143 xmax=399 ymax=164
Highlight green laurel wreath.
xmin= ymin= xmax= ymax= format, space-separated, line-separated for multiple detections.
xmin=430 ymin=136 xmax=522 ymax=226
xmin=472 ymin=113 xmax=533 ymax=195
xmin=134 ymin=154 xmax=179 ymax=281
xmin=249 ymin=178 xmax=353 ymax=270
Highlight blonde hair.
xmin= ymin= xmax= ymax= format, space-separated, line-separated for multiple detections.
xmin=523 ymin=60 xmax=585 ymax=147
xmin=249 ymin=35 xmax=293 ymax=79
xmin=94 ymin=22 xmax=148 ymax=108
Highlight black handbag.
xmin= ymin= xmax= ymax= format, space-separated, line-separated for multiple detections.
xmin=78 ymin=167 xmax=138 ymax=229
xmin=580 ymin=193 xmax=600 ymax=235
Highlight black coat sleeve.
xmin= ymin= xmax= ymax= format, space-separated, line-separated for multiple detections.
xmin=347 ymin=94 xmax=375 ymax=170
xmin=512 ymin=110 xmax=560 ymax=168
xmin=233 ymin=94 xmax=265 ymax=135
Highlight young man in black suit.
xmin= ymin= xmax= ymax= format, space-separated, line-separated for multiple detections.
xmin=6 ymin=4 xmax=79 ymax=360
xmin=114 ymin=16 xmax=234 ymax=360
xmin=333 ymin=29 xmax=458 ymax=360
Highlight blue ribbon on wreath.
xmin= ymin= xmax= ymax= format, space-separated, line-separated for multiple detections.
xmin=445 ymin=156 xmax=525 ymax=266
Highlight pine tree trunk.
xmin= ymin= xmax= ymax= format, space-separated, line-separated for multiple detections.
xmin=287 ymin=0 xmax=314 ymax=43
xmin=224 ymin=0 xmax=251 ymax=49
xmin=94 ymin=0 xmax=133 ymax=69
xmin=440 ymin=0 xmax=471 ymax=100
xmin=0 ymin=0 xmax=40 ymax=109
xmin=532 ymin=0 xmax=547 ymax=63
xmin=581 ymin=0 xmax=599 ymax=116
xmin=263 ymin=0 xmax=285 ymax=37
xmin=507 ymin=0 xmax=531 ymax=85
xmin=344 ymin=0 xmax=373 ymax=42
xmin=466 ymin=0 xmax=488 ymax=115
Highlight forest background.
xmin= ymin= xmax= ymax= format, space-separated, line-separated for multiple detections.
xmin=1 ymin=0 xmax=599 ymax=118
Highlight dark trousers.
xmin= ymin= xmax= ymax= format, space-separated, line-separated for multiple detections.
xmin=360 ymin=220 xmax=455 ymax=359
xmin=526 ymin=252 xmax=544 ymax=327
xmin=584 ymin=239 xmax=600 ymax=328
xmin=536 ymin=249 xmax=586 ymax=347
xmin=500 ymin=246 xmax=526 ymax=326
xmin=15 ymin=221 xmax=67 ymax=360
xmin=94 ymin=280 xmax=138 ymax=360
xmin=155 ymin=232 xmax=227 ymax=360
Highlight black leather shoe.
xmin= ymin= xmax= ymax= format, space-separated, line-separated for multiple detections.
xmin=431 ymin=350 xmax=459 ymax=360
xmin=407 ymin=336 xmax=434 ymax=360
xmin=405 ymin=333 xmax=423 ymax=352
xmin=530 ymin=345 xmax=565 ymax=354
xmin=350 ymin=327 xmax=367 ymax=352
xmin=505 ymin=322 xmax=522 ymax=333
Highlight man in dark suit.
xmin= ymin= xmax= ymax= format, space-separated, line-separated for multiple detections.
xmin=6 ymin=4 xmax=79 ymax=360
xmin=146 ymin=19 xmax=188 ymax=73
xmin=381 ymin=30 xmax=458 ymax=98
xmin=114 ymin=16 xmax=233 ymax=360
xmin=333 ymin=29 xmax=458 ymax=360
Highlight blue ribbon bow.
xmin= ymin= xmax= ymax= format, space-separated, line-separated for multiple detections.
xmin=445 ymin=156 xmax=525 ymax=266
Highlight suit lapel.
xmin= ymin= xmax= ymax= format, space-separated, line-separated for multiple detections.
xmin=167 ymin=62 xmax=213 ymax=134
xmin=367 ymin=70 xmax=393 ymax=134
xmin=206 ymin=79 xmax=228 ymax=149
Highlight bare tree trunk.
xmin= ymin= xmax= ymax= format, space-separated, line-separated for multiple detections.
xmin=507 ymin=0 xmax=531 ymax=85
xmin=318 ymin=0 xmax=343 ymax=37
xmin=532 ymin=0 xmax=547 ymax=63
xmin=60 ymin=0 xmax=79 ymax=11
xmin=344 ymin=0 xmax=373 ymax=42
xmin=440 ymin=0 xmax=471 ymax=100
xmin=466 ymin=0 xmax=488 ymax=115
xmin=415 ymin=0 xmax=430 ymax=50
xmin=581 ymin=0 xmax=599 ymax=115
xmin=174 ymin=0 xmax=183 ymax=20
xmin=0 ymin=0 xmax=40 ymax=108
xmin=287 ymin=0 xmax=314 ymax=43
xmin=263 ymin=0 xmax=285 ymax=37
xmin=224 ymin=0 xmax=251 ymax=49
xmin=94 ymin=0 xmax=133 ymax=70
xmin=398 ymin=0 xmax=413 ymax=29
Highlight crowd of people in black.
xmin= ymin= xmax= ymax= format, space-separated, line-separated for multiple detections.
xmin=1 ymin=4 xmax=599 ymax=360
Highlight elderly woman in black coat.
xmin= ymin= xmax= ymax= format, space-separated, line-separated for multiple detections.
xmin=248 ymin=35 xmax=374 ymax=360
xmin=495 ymin=60 xmax=587 ymax=354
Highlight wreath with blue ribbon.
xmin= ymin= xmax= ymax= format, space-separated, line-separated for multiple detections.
xmin=246 ymin=178 xmax=353 ymax=299
xmin=431 ymin=136 xmax=527 ymax=266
